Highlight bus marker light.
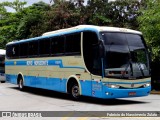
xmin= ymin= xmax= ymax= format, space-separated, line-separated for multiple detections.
xmin=76 ymin=74 xmax=81 ymax=78
xmin=105 ymin=92 xmax=113 ymax=96
xmin=106 ymin=92 xmax=109 ymax=95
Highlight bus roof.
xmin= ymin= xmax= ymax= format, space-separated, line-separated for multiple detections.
xmin=0 ymin=49 xmax=6 ymax=55
xmin=7 ymin=25 xmax=142 ymax=45
xmin=42 ymin=25 xmax=142 ymax=36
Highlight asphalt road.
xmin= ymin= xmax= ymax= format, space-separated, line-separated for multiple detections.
xmin=0 ymin=83 xmax=160 ymax=120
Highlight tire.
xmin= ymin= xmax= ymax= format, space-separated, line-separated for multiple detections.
xmin=71 ymin=83 xmax=80 ymax=99
xmin=18 ymin=78 xmax=25 ymax=91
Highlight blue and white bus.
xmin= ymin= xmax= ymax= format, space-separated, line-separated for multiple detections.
xmin=0 ymin=49 xmax=6 ymax=83
xmin=5 ymin=25 xmax=151 ymax=99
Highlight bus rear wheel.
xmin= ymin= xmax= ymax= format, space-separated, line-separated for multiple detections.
xmin=18 ymin=78 xmax=25 ymax=91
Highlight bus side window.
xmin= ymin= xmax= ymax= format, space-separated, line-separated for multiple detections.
xmin=39 ymin=38 xmax=50 ymax=56
xmin=65 ymin=33 xmax=81 ymax=55
xmin=6 ymin=45 xmax=12 ymax=58
xmin=50 ymin=36 xmax=65 ymax=56
xmin=19 ymin=42 xmax=28 ymax=58
xmin=6 ymin=44 xmax=19 ymax=59
xmin=28 ymin=41 xmax=38 ymax=56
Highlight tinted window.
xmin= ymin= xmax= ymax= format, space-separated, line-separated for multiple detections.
xmin=39 ymin=38 xmax=50 ymax=55
xmin=6 ymin=45 xmax=12 ymax=58
xmin=6 ymin=44 xmax=19 ymax=58
xmin=28 ymin=41 xmax=38 ymax=56
xmin=0 ymin=55 xmax=5 ymax=73
xmin=19 ymin=42 xmax=28 ymax=57
xmin=101 ymin=32 xmax=129 ymax=53
xmin=65 ymin=33 xmax=81 ymax=55
xmin=51 ymin=36 xmax=65 ymax=55
xmin=126 ymin=34 xmax=145 ymax=51
xmin=83 ymin=31 xmax=101 ymax=75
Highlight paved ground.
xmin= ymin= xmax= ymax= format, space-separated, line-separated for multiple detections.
xmin=151 ymin=90 xmax=160 ymax=94
xmin=0 ymin=82 xmax=160 ymax=120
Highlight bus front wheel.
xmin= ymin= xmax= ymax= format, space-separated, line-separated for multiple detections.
xmin=18 ymin=78 xmax=25 ymax=91
xmin=71 ymin=83 xmax=80 ymax=99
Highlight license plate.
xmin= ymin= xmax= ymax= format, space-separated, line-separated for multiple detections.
xmin=128 ymin=92 xmax=136 ymax=96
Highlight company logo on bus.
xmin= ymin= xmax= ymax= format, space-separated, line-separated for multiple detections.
xmin=131 ymin=83 xmax=134 ymax=87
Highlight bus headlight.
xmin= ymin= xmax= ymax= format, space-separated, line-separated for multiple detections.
xmin=106 ymin=84 xmax=120 ymax=88
xmin=143 ymin=83 xmax=151 ymax=88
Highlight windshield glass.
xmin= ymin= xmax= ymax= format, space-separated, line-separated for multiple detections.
xmin=0 ymin=55 xmax=5 ymax=73
xmin=101 ymin=32 xmax=150 ymax=79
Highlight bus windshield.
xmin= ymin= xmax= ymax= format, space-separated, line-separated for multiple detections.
xmin=0 ymin=55 xmax=5 ymax=73
xmin=101 ymin=32 xmax=150 ymax=79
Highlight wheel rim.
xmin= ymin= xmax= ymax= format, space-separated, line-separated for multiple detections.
xmin=72 ymin=85 xmax=80 ymax=98
xmin=19 ymin=79 xmax=23 ymax=89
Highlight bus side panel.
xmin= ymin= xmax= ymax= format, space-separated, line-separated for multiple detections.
xmin=60 ymin=79 xmax=67 ymax=92
xmin=24 ymin=75 xmax=63 ymax=92
xmin=24 ymin=75 xmax=31 ymax=86
xmin=91 ymin=81 xmax=103 ymax=98
xmin=6 ymin=74 xmax=17 ymax=84
xmin=45 ymin=77 xmax=61 ymax=91
xmin=80 ymin=80 xmax=92 ymax=96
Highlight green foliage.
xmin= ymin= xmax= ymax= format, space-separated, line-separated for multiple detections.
xmin=108 ymin=0 xmax=142 ymax=29
xmin=86 ymin=0 xmax=111 ymax=25
xmin=0 ymin=12 xmax=21 ymax=48
xmin=138 ymin=0 xmax=160 ymax=61
xmin=30 ymin=0 xmax=86 ymax=36
xmin=0 ymin=0 xmax=148 ymax=50
xmin=1 ymin=0 xmax=27 ymax=12
xmin=16 ymin=1 xmax=50 ymax=38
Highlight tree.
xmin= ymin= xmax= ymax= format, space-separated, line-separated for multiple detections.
xmin=0 ymin=3 xmax=7 ymax=19
xmin=16 ymin=1 xmax=50 ymax=39
xmin=86 ymin=0 xmax=111 ymax=25
xmin=107 ymin=0 xmax=143 ymax=29
xmin=138 ymin=0 xmax=160 ymax=61
xmin=0 ymin=0 xmax=27 ymax=48
xmin=2 ymin=0 xmax=27 ymax=12
xmin=0 ymin=12 xmax=21 ymax=48
xmin=30 ymin=0 xmax=85 ymax=35
xmin=0 ymin=0 xmax=152 ymax=49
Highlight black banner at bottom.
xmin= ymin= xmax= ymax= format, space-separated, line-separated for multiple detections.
xmin=0 ymin=111 xmax=160 ymax=118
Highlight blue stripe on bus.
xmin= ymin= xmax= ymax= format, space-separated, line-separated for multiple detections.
xmin=5 ymin=74 xmax=92 ymax=95
xmin=6 ymin=74 xmax=151 ymax=99
xmin=5 ymin=60 xmax=85 ymax=69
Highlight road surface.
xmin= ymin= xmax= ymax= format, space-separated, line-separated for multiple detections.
xmin=0 ymin=83 xmax=160 ymax=120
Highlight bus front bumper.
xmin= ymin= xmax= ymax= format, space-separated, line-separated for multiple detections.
xmin=101 ymin=86 xmax=151 ymax=99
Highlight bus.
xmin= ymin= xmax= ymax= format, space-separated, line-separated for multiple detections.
xmin=0 ymin=49 xmax=6 ymax=83
xmin=5 ymin=25 xmax=151 ymax=99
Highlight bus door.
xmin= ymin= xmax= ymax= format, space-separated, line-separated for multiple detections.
xmin=90 ymin=44 xmax=104 ymax=98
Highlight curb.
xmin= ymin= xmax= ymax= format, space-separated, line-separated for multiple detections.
xmin=150 ymin=90 xmax=160 ymax=94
